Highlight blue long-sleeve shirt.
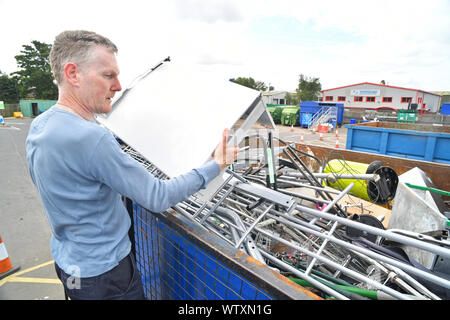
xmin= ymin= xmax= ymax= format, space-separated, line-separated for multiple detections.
xmin=26 ymin=106 xmax=220 ymax=277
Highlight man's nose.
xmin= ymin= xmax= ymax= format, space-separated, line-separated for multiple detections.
xmin=113 ymin=78 xmax=122 ymax=92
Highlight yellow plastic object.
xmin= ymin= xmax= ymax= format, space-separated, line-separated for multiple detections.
xmin=14 ymin=112 xmax=23 ymax=118
xmin=324 ymin=159 xmax=398 ymax=205
xmin=324 ymin=159 xmax=371 ymax=202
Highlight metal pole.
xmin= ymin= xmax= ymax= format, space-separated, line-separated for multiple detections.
xmin=192 ymin=173 xmax=234 ymax=219
xmin=296 ymin=204 xmax=450 ymax=259
xmin=235 ymin=203 xmax=274 ymax=249
xmin=259 ymin=250 xmax=350 ymax=300
xmin=264 ymin=213 xmax=450 ymax=289
xmin=282 ymin=171 xmax=379 ymax=181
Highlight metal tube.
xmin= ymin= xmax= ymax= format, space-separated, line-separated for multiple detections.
xmin=200 ymin=181 xmax=238 ymax=224
xmin=271 ymin=178 xmax=342 ymax=194
xmin=235 ymin=203 xmax=274 ymax=249
xmin=305 ymin=221 xmax=340 ymax=276
xmin=255 ymin=227 xmax=413 ymax=300
xmin=348 ymin=248 xmax=428 ymax=299
xmin=277 ymin=188 xmax=332 ymax=205
xmin=192 ymin=173 xmax=234 ymax=218
xmin=265 ymin=213 xmax=450 ymax=289
xmin=387 ymin=264 xmax=441 ymax=300
xmin=296 ymin=204 xmax=450 ymax=260
xmin=213 ymin=206 xmax=265 ymax=264
xmin=259 ymin=249 xmax=350 ymax=300
xmin=282 ymin=171 xmax=379 ymax=181
xmin=283 ymin=146 xmax=347 ymax=217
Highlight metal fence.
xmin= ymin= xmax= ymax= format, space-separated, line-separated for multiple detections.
xmin=0 ymin=103 xmax=20 ymax=118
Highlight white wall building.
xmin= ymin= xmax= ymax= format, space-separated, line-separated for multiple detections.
xmin=321 ymin=82 xmax=442 ymax=113
xmin=262 ymin=91 xmax=289 ymax=105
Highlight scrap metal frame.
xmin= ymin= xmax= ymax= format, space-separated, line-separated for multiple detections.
xmin=122 ymin=133 xmax=450 ymax=300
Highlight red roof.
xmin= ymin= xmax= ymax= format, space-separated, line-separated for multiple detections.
xmin=322 ymin=82 xmax=441 ymax=97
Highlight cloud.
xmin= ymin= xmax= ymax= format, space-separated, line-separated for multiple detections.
xmin=196 ymin=54 xmax=243 ymax=66
xmin=1 ymin=0 xmax=449 ymax=92
xmin=171 ymin=0 xmax=244 ymax=23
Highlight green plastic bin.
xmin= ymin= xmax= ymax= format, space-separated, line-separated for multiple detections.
xmin=281 ymin=107 xmax=300 ymax=126
xmin=397 ymin=110 xmax=417 ymax=123
xmin=267 ymin=106 xmax=283 ymax=124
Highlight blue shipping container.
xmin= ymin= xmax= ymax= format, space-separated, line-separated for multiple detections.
xmin=299 ymin=112 xmax=313 ymax=127
xmin=345 ymin=122 xmax=450 ymax=164
xmin=299 ymin=101 xmax=344 ymax=127
xmin=441 ymin=103 xmax=450 ymax=115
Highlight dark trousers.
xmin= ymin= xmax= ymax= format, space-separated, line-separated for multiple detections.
xmin=55 ymin=252 xmax=145 ymax=300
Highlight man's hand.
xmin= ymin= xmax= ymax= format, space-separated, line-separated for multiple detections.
xmin=213 ymin=128 xmax=239 ymax=170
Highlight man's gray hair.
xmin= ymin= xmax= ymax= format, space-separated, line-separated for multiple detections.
xmin=50 ymin=30 xmax=118 ymax=84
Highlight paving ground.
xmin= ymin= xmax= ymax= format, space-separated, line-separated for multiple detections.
xmin=275 ymin=124 xmax=347 ymax=149
xmin=0 ymin=117 xmax=344 ymax=300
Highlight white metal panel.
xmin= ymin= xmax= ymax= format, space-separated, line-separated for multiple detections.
xmin=423 ymin=93 xmax=440 ymax=112
xmin=96 ymin=61 xmax=267 ymax=178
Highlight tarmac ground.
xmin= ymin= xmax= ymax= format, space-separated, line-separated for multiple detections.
xmin=0 ymin=117 xmax=344 ymax=300
xmin=0 ymin=118 xmax=64 ymax=300
xmin=276 ymin=123 xmax=346 ymax=148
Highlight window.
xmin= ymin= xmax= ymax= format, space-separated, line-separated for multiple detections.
xmin=383 ymin=97 xmax=392 ymax=103
xmin=354 ymin=96 xmax=363 ymax=102
xmin=338 ymin=96 xmax=346 ymax=102
xmin=366 ymin=97 xmax=375 ymax=102
xmin=325 ymin=96 xmax=333 ymax=101
xmin=401 ymin=97 xmax=412 ymax=103
xmin=273 ymin=98 xmax=279 ymax=104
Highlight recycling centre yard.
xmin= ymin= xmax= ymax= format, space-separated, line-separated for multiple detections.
xmin=1 ymin=104 xmax=449 ymax=302
xmin=1 ymin=2 xmax=450 ymax=306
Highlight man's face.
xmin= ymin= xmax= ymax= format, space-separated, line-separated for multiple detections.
xmin=77 ymin=46 xmax=122 ymax=115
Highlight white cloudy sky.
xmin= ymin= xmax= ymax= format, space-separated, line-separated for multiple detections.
xmin=1 ymin=0 xmax=449 ymax=92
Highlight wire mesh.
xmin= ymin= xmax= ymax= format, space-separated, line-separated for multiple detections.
xmin=132 ymin=202 xmax=272 ymax=300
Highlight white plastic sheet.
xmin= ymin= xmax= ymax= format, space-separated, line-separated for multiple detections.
xmin=96 ymin=60 xmax=273 ymax=179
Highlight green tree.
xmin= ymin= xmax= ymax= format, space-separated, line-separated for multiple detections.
xmin=0 ymin=71 xmax=19 ymax=102
xmin=231 ymin=77 xmax=273 ymax=91
xmin=295 ymin=74 xmax=321 ymax=102
xmin=12 ymin=40 xmax=58 ymax=100
xmin=284 ymin=92 xmax=300 ymax=105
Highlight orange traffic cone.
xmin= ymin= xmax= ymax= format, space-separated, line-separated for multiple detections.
xmin=312 ymin=128 xmax=316 ymax=134
xmin=290 ymin=125 xmax=294 ymax=132
xmin=336 ymin=130 xmax=339 ymax=137
xmin=335 ymin=138 xmax=340 ymax=148
xmin=300 ymin=135 xmax=304 ymax=143
xmin=319 ymin=133 xmax=324 ymax=140
xmin=0 ymin=236 xmax=20 ymax=280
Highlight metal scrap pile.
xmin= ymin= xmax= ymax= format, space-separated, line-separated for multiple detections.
xmin=122 ymin=132 xmax=450 ymax=300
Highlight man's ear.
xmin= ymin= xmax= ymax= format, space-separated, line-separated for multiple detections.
xmin=63 ymin=62 xmax=81 ymax=88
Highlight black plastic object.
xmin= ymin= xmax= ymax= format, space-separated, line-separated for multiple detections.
xmin=367 ymin=166 xmax=398 ymax=205
xmin=365 ymin=160 xmax=382 ymax=174
xmin=346 ymin=214 xmax=385 ymax=243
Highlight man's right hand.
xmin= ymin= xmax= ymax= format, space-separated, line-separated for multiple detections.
xmin=213 ymin=129 xmax=239 ymax=170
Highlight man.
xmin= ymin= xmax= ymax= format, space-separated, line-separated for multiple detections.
xmin=25 ymin=30 xmax=238 ymax=300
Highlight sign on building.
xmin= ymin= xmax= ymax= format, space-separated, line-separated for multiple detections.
xmin=350 ymin=90 xmax=380 ymax=96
